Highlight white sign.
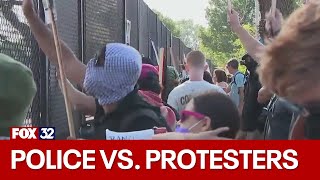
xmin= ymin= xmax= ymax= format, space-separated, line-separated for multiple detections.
xmin=125 ymin=20 xmax=132 ymax=45
xmin=106 ymin=129 xmax=155 ymax=140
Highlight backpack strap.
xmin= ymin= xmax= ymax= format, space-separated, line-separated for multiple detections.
xmin=120 ymin=108 xmax=172 ymax=132
xmin=232 ymin=72 xmax=246 ymax=86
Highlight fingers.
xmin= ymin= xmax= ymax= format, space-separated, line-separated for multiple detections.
xmin=207 ymin=127 xmax=230 ymax=136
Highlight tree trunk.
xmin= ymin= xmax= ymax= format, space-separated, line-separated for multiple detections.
xmin=258 ymin=0 xmax=296 ymax=39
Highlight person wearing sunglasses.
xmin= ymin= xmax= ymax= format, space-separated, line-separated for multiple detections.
xmin=175 ymin=92 xmax=240 ymax=139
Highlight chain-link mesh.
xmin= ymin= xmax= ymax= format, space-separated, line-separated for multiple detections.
xmin=0 ymin=0 xmax=42 ymax=127
xmin=85 ymin=0 xmax=124 ymax=63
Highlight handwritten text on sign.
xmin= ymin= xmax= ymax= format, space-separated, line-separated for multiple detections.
xmin=106 ymin=129 xmax=154 ymax=140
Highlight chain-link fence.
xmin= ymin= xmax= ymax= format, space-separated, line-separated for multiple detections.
xmin=1 ymin=0 xmax=191 ymax=139
xmin=0 ymin=0 xmax=44 ymax=127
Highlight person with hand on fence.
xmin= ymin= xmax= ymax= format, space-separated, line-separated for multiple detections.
xmin=22 ymin=0 xmax=171 ymax=139
xmin=167 ymin=51 xmax=226 ymax=114
xmin=0 ymin=54 xmax=37 ymax=140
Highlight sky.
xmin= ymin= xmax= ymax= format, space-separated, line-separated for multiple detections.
xmin=143 ymin=0 xmax=209 ymax=27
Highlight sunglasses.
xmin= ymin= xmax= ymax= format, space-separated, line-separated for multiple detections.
xmin=180 ymin=110 xmax=206 ymax=122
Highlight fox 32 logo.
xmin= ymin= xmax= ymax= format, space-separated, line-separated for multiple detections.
xmin=11 ymin=127 xmax=56 ymax=140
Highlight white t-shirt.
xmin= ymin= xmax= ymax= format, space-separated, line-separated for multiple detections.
xmin=167 ymin=81 xmax=226 ymax=113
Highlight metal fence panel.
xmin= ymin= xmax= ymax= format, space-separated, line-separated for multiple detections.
xmin=0 ymin=0 xmax=44 ymax=127
xmin=171 ymin=36 xmax=180 ymax=72
xmin=161 ymin=23 xmax=167 ymax=49
xmin=48 ymin=0 xmax=80 ymax=139
xmin=85 ymin=0 xmax=124 ymax=63
xmin=179 ymin=40 xmax=184 ymax=65
xmin=125 ymin=0 xmax=139 ymax=49
xmin=166 ymin=30 xmax=171 ymax=66
xmin=138 ymin=0 xmax=149 ymax=57
xmin=156 ymin=18 xmax=162 ymax=53
xmin=148 ymin=8 xmax=158 ymax=64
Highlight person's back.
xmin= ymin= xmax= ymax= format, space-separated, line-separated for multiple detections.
xmin=0 ymin=53 xmax=37 ymax=139
xmin=265 ymin=96 xmax=294 ymax=140
xmin=168 ymin=80 xmax=225 ymax=113
xmin=168 ymin=51 xmax=225 ymax=113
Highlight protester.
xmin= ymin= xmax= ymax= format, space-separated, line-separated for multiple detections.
xmin=0 ymin=53 xmax=37 ymax=139
xmin=203 ymin=71 xmax=214 ymax=84
xmin=22 ymin=0 xmax=171 ymax=140
xmin=258 ymin=1 xmax=320 ymax=139
xmin=226 ymin=59 xmax=246 ymax=114
xmin=138 ymin=64 xmax=177 ymax=131
xmin=213 ymin=69 xmax=229 ymax=92
xmin=163 ymin=66 xmax=180 ymax=103
xmin=237 ymin=54 xmax=264 ymax=140
xmin=168 ymin=51 xmax=225 ymax=113
xmin=176 ymin=92 xmax=240 ymax=139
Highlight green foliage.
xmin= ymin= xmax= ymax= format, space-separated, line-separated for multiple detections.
xmin=155 ymin=11 xmax=201 ymax=50
xmin=199 ymin=0 xmax=256 ymax=67
xmin=154 ymin=10 xmax=182 ymax=37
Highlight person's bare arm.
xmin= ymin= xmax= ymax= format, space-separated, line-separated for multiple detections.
xmin=228 ymin=9 xmax=264 ymax=62
xmin=152 ymin=128 xmax=231 ymax=140
xmin=58 ymin=77 xmax=96 ymax=116
xmin=23 ymin=0 xmax=86 ymax=87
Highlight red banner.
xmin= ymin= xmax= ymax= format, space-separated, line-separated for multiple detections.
xmin=0 ymin=141 xmax=319 ymax=179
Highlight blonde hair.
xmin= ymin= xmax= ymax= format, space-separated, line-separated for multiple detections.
xmin=186 ymin=51 xmax=206 ymax=67
xmin=258 ymin=1 xmax=320 ymax=99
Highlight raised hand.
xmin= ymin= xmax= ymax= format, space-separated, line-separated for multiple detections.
xmin=22 ymin=0 xmax=36 ymax=17
xmin=265 ymin=9 xmax=283 ymax=38
xmin=227 ymin=9 xmax=241 ymax=32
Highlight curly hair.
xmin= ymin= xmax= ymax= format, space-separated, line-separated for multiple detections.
xmin=258 ymin=1 xmax=320 ymax=99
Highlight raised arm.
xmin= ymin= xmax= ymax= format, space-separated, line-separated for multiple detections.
xmin=57 ymin=75 xmax=96 ymax=116
xmin=22 ymin=0 xmax=86 ymax=87
xmin=228 ymin=9 xmax=264 ymax=63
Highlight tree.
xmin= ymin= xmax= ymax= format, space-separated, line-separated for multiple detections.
xmin=154 ymin=10 xmax=181 ymax=37
xmin=199 ymin=0 xmax=256 ymax=67
xmin=155 ymin=10 xmax=201 ymax=50
xmin=176 ymin=20 xmax=201 ymax=50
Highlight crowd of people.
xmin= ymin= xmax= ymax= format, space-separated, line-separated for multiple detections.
xmin=1 ymin=0 xmax=319 ymax=140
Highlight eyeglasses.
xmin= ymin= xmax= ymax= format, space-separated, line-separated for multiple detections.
xmin=180 ymin=110 xmax=206 ymax=122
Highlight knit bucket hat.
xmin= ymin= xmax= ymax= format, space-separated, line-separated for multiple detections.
xmin=84 ymin=43 xmax=142 ymax=105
